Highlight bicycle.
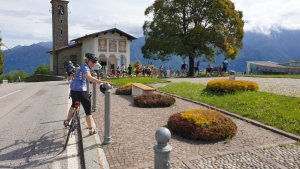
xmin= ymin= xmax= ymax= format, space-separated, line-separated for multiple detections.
xmin=64 ymin=92 xmax=92 ymax=149
xmin=64 ymin=99 xmax=80 ymax=149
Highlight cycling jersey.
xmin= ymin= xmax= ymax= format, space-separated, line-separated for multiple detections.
xmin=70 ymin=63 xmax=90 ymax=91
xmin=66 ymin=63 xmax=74 ymax=72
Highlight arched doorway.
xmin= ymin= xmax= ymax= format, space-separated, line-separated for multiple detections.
xmin=108 ymin=54 xmax=117 ymax=71
xmin=98 ymin=54 xmax=107 ymax=70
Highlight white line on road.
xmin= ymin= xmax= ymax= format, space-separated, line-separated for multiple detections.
xmin=0 ymin=90 xmax=21 ymax=100
xmin=67 ymin=97 xmax=80 ymax=169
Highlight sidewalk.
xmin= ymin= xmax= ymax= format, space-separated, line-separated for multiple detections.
xmin=81 ymin=81 xmax=300 ymax=169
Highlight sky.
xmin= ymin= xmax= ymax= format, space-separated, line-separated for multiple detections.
xmin=1 ymin=0 xmax=300 ymax=49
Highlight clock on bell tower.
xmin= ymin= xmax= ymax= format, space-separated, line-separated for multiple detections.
xmin=50 ymin=0 xmax=69 ymax=50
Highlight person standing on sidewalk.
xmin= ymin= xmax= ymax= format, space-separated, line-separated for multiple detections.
xmin=93 ymin=61 xmax=102 ymax=79
xmin=121 ymin=63 xmax=126 ymax=77
xmin=66 ymin=61 xmax=75 ymax=81
xmin=194 ymin=59 xmax=200 ymax=77
xmin=222 ymin=58 xmax=229 ymax=76
xmin=64 ymin=53 xmax=109 ymax=135
xmin=128 ymin=64 xmax=132 ymax=76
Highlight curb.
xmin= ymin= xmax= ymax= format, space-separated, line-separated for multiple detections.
xmin=157 ymin=91 xmax=300 ymax=142
xmin=79 ymin=110 xmax=110 ymax=169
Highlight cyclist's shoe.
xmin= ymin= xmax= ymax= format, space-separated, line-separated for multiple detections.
xmin=63 ymin=120 xmax=69 ymax=127
xmin=89 ymin=128 xmax=98 ymax=135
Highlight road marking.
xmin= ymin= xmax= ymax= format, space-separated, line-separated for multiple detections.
xmin=67 ymin=135 xmax=79 ymax=169
xmin=0 ymin=90 xmax=21 ymax=100
xmin=67 ymin=98 xmax=79 ymax=169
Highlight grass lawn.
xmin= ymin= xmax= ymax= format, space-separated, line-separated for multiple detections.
xmin=157 ymin=82 xmax=300 ymax=136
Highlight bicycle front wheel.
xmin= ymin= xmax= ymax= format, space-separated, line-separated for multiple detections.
xmin=64 ymin=111 xmax=78 ymax=149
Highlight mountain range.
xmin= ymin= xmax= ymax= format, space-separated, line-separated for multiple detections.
xmin=3 ymin=29 xmax=300 ymax=75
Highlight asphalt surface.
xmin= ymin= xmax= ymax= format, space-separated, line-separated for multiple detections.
xmin=0 ymin=81 xmax=83 ymax=169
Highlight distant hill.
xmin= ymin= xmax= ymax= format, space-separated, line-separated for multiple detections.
xmin=3 ymin=43 xmax=51 ymax=74
xmin=3 ymin=29 xmax=300 ymax=74
xmin=130 ymin=29 xmax=300 ymax=72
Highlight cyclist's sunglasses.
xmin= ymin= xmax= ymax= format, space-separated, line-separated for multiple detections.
xmin=90 ymin=60 xmax=97 ymax=63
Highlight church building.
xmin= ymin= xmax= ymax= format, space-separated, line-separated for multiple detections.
xmin=48 ymin=0 xmax=137 ymax=76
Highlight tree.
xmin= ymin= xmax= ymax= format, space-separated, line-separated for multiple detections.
xmin=142 ymin=0 xmax=244 ymax=76
xmin=0 ymin=36 xmax=4 ymax=76
xmin=3 ymin=70 xmax=28 ymax=82
xmin=33 ymin=64 xmax=50 ymax=75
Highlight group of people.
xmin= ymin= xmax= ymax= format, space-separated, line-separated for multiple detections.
xmin=204 ymin=58 xmax=228 ymax=77
xmin=110 ymin=64 xmax=155 ymax=77
xmin=179 ymin=58 xmax=229 ymax=77
xmin=114 ymin=64 xmax=127 ymax=78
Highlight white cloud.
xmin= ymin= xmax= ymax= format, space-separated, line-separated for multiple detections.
xmin=1 ymin=0 xmax=300 ymax=48
xmin=233 ymin=0 xmax=300 ymax=34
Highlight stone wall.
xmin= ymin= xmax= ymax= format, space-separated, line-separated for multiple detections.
xmin=24 ymin=74 xmax=65 ymax=82
xmin=53 ymin=44 xmax=82 ymax=75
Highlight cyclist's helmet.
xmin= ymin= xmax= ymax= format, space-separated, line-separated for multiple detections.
xmin=84 ymin=53 xmax=98 ymax=61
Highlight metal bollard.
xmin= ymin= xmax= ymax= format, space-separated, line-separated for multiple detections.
xmin=91 ymin=71 xmax=97 ymax=110
xmin=87 ymin=81 xmax=90 ymax=93
xmin=103 ymin=67 xmax=107 ymax=79
xmin=153 ymin=127 xmax=172 ymax=169
xmin=92 ymin=82 xmax=97 ymax=111
xmin=229 ymin=70 xmax=236 ymax=80
xmin=103 ymin=84 xmax=112 ymax=144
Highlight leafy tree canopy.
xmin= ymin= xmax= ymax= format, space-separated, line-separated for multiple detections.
xmin=2 ymin=70 xmax=28 ymax=83
xmin=142 ymin=0 xmax=244 ymax=76
xmin=33 ymin=64 xmax=50 ymax=75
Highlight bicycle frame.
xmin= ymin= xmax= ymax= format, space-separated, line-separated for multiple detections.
xmin=64 ymin=100 xmax=80 ymax=149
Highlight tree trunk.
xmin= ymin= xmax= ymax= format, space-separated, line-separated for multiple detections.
xmin=188 ymin=56 xmax=194 ymax=77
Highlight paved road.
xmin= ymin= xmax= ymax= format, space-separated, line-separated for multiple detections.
xmin=0 ymin=81 xmax=82 ymax=169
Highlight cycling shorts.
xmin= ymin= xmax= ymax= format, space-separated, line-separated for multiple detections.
xmin=70 ymin=90 xmax=91 ymax=116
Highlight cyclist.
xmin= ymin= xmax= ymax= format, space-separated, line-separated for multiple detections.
xmin=181 ymin=60 xmax=188 ymax=76
xmin=64 ymin=53 xmax=109 ymax=135
xmin=66 ymin=61 xmax=75 ymax=81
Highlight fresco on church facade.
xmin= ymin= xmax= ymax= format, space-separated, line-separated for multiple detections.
xmin=98 ymin=39 xmax=107 ymax=51
xmin=109 ymin=40 xmax=117 ymax=52
xmin=119 ymin=40 xmax=126 ymax=52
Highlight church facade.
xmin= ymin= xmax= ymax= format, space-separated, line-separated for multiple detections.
xmin=48 ymin=0 xmax=136 ymax=76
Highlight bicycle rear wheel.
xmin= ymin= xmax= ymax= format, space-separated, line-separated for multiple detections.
xmin=64 ymin=110 xmax=79 ymax=149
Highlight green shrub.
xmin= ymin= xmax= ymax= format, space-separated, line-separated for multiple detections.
xmin=167 ymin=108 xmax=237 ymax=141
xmin=134 ymin=93 xmax=176 ymax=108
xmin=207 ymin=79 xmax=259 ymax=93
xmin=2 ymin=70 xmax=28 ymax=83
xmin=115 ymin=86 xmax=132 ymax=95
xmin=33 ymin=64 xmax=50 ymax=75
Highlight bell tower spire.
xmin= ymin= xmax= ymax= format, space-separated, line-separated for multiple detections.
xmin=50 ymin=0 xmax=69 ymax=50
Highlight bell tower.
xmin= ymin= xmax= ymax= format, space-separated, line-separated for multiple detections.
xmin=50 ymin=0 xmax=69 ymax=50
